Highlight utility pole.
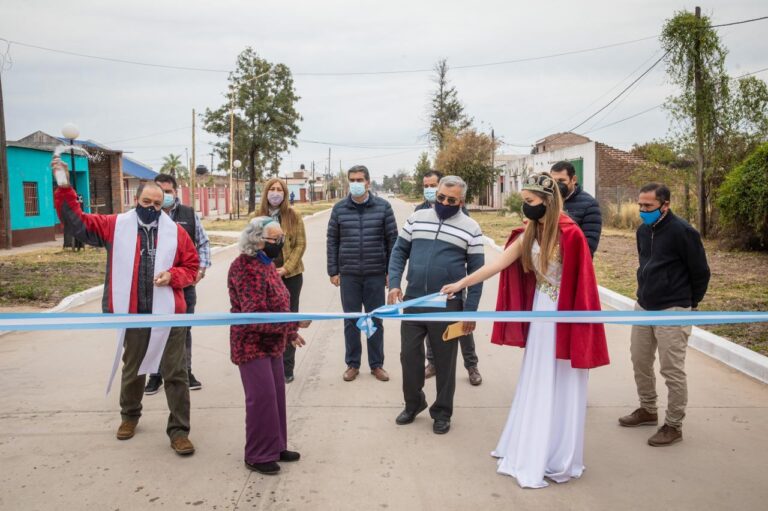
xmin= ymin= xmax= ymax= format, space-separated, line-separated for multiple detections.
xmin=191 ymin=109 xmax=196 ymax=212
xmin=328 ymin=147 xmax=331 ymax=201
xmin=0 ymin=73 xmax=11 ymax=249
xmin=490 ymin=128 xmax=496 ymax=208
xmin=694 ymin=6 xmax=707 ymax=236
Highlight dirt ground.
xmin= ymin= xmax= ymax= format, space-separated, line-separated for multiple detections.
xmin=595 ymin=229 xmax=768 ymax=355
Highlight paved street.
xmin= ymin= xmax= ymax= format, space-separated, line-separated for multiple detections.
xmin=1 ymin=198 xmax=766 ymax=510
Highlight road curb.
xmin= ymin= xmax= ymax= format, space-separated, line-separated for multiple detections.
xmin=482 ymin=236 xmax=768 ymax=384
xmin=0 ymin=243 xmax=238 ymax=338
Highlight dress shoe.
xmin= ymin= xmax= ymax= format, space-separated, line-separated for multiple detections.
xmin=343 ymin=367 xmax=360 ymax=382
xmin=433 ymin=419 xmax=451 ymax=434
xmin=279 ymin=450 xmax=301 ymax=462
xmin=618 ymin=407 xmax=658 ymax=427
xmin=116 ymin=420 xmax=138 ymax=440
xmin=170 ymin=436 xmax=195 ymax=455
xmin=468 ymin=366 xmax=482 ymax=386
xmin=371 ymin=367 xmax=390 ymax=382
xmin=395 ymin=401 xmax=428 ymax=425
xmin=245 ymin=460 xmax=280 ymax=474
xmin=648 ymin=424 xmax=683 ymax=446
xmin=424 ymin=363 xmax=436 ymax=379
xmin=285 ymin=374 xmax=295 ymax=383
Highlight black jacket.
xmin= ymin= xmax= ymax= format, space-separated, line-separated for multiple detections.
xmin=327 ymin=194 xmax=398 ymax=276
xmin=563 ymin=185 xmax=602 ymax=256
xmin=636 ymin=211 xmax=710 ymax=310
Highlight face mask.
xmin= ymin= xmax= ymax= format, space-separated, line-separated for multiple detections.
xmin=136 ymin=204 xmax=161 ymax=224
xmin=262 ymin=240 xmax=284 ymax=260
xmin=522 ymin=202 xmax=547 ymax=221
xmin=267 ymin=191 xmax=284 ymax=207
xmin=349 ymin=182 xmax=366 ymax=197
xmin=423 ymin=187 xmax=437 ymax=203
xmin=557 ymin=182 xmax=570 ymax=199
xmin=434 ymin=201 xmax=460 ymax=220
xmin=162 ymin=193 xmax=175 ymax=209
xmin=640 ymin=208 xmax=662 ymax=225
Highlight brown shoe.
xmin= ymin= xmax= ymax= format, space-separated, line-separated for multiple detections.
xmin=371 ymin=367 xmax=390 ymax=382
xmin=170 ymin=436 xmax=195 ymax=455
xmin=424 ymin=363 xmax=436 ymax=379
xmin=116 ymin=420 xmax=138 ymax=440
xmin=468 ymin=366 xmax=482 ymax=386
xmin=343 ymin=366 xmax=360 ymax=382
xmin=648 ymin=424 xmax=683 ymax=446
xmin=618 ymin=408 xmax=658 ymax=427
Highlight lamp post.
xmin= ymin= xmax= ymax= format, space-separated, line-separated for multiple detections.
xmin=61 ymin=123 xmax=79 ymax=192
xmin=233 ymin=159 xmax=242 ymax=219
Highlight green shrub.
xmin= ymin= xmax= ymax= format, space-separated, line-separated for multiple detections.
xmin=717 ymin=142 xmax=768 ymax=249
xmin=505 ymin=193 xmax=524 ymax=219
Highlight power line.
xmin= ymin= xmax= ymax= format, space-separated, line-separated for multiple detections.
xmin=104 ymin=126 xmax=191 ymax=144
xmin=298 ymin=138 xmax=428 ymax=149
xmin=3 ymin=15 xmax=766 ymax=78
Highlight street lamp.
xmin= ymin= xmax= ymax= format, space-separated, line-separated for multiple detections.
xmin=233 ymin=159 xmax=242 ymax=219
xmin=61 ymin=123 xmax=79 ymax=191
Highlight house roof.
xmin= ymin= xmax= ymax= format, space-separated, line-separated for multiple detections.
xmin=122 ymin=156 xmax=158 ymax=180
xmin=10 ymin=130 xmax=157 ymax=179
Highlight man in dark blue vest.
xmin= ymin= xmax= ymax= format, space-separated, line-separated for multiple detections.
xmin=145 ymin=174 xmax=211 ymax=394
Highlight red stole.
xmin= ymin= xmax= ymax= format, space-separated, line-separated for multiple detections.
xmin=490 ymin=214 xmax=610 ymax=369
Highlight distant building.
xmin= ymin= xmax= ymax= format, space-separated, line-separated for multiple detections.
xmin=493 ymin=133 xmax=653 ymax=208
xmin=5 ymin=132 xmax=91 ymax=246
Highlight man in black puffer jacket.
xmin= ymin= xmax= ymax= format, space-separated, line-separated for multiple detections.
xmin=327 ymin=165 xmax=398 ymax=383
xmin=550 ymin=161 xmax=602 ymax=256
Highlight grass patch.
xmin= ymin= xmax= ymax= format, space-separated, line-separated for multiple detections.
xmin=472 ymin=211 xmax=523 ymax=246
xmin=0 ymin=248 xmax=106 ymax=307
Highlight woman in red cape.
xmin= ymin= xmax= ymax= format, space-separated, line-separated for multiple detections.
xmin=442 ymin=172 xmax=609 ymax=489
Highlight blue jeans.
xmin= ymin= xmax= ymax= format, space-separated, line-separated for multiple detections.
xmin=339 ymin=274 xmax=386 ymax=369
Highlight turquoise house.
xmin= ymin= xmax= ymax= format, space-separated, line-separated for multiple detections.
xmin=6 ymin=139 xmax=90 ymax=246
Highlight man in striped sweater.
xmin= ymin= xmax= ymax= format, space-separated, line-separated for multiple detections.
xmin=387 ymin=176 xmax=484 ymax=435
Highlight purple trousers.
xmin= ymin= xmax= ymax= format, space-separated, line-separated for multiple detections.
xmin=239 ymin=356 xmax=287 ymax=464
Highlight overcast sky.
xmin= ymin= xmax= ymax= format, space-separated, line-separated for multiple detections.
xmin=1 ymin=0 xmax=766 ymax=181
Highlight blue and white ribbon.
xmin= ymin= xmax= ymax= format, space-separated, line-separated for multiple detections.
xmin=2 ymin=294 xmax=768 ymax=335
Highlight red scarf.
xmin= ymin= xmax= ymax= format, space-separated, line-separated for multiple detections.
xmin=490 ymin=214 xmax=610 ymax=369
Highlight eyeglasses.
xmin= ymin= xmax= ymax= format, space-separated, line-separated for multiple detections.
xmin=436 ymin=193 xmax=460 ymax=205
xmin=262 ymin=235 xmax=285 ymax=244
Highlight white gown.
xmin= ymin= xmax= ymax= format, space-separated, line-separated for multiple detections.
xmin=491 ymin=241 xmax=589 ymax=489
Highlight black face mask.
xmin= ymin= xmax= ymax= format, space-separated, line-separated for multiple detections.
xmin=136 ymin=204 xmax=161 ymax=224
xmin=522 ymin=202 xmax=547 ymax=221
xmin=434 ymin=201 xmax=460 ymax=220
xmin=262 ymin=241 xmax=284 ymax=260
xmin=557 ymin=182 xmax=570 ymax=199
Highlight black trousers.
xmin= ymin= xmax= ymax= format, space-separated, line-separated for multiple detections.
xmin=426 ymin=332 xmax=478 ymax=369
xmin=281 ymin=273 xmax=303 ymax=376
xmin=401 ymin=298 xmax=462 ymax=421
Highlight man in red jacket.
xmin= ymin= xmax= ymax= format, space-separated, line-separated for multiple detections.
xmin=52 ymin=157 xmax=199 ymax=456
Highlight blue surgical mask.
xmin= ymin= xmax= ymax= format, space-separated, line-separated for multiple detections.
xmin=640 ymin=208 xmax=662 ymax=225
xmin=349 ymin=182 xmax=366 ymax=197
xmin=424 ymin=187 xmax=437 ymax=203
xmin=162 ymin=193 xmax=175 ymax=209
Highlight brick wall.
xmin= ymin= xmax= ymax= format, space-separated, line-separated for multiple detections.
xmin=111 ymin=154 xmax=125 ymax=213
xmin=595 ymin=143 xmax=648 ymax=204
